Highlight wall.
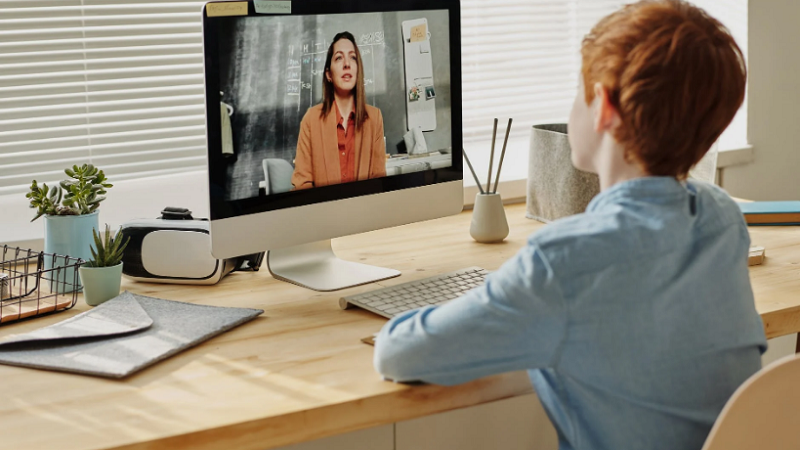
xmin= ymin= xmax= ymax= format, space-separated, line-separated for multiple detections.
xmin=723 ymin=0 xmax=800 ymax=200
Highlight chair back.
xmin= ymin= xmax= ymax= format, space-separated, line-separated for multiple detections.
xmin=262 ymin=158 xmax=294 ymax=194
xmin=702 ymin=354 xmax=800 ymax=450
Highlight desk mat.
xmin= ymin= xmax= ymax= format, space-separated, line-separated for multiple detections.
xmin=0 ymin=291 xmax=263 ymax=378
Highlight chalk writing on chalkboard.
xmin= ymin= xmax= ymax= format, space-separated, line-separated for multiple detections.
xmin=287 ymin=29 xmax=386 ymax=112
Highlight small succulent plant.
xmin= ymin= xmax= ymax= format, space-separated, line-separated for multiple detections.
xmin=87 ymin=224 xmax=129 ymax=268
xmin=26 ymin=164 xmax=113 ymax=222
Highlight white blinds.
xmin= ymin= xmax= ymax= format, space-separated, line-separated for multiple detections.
xmin=461 ymin=0 xmax=748 ymax=185
xmin=0 ymin=1 xmax=749 ymax=195
xmin=0 ymin=0 xmax=208 ymax=195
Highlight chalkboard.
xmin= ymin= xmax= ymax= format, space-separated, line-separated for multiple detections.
xmin=216 ymin=10 xmax=452 ymax=200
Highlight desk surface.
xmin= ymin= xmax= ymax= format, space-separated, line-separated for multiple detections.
xmin=2 ymin=203 xmax=800 ymax=450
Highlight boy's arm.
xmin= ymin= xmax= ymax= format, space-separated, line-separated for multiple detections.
xmin=374 ymin=244 xmax=568 ymax=386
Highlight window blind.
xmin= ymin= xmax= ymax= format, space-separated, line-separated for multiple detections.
xmin=0 ymin=0 xmax=748 ymax=195
xmin=461 ymin=0 xmax=749 ymax=185
xmin=0 ymin=0 xmax=208 ymax=195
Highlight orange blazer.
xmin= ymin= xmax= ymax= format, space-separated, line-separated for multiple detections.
xmin=291 ymin=103 xmax=387 ymax=190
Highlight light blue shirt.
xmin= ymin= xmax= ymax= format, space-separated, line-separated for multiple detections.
xmin=374 ymin=177 xmax=767 ymax=450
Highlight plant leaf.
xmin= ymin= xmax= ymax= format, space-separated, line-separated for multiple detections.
xmin=88 ymin=195 xmax=105 ymax=205
xmin=92 ymin=228 xmax=105 ymax=266
xmin=90 ymin=246 xmax=99 ymax=266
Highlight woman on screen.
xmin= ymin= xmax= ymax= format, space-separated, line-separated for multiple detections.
xmin=291 ymin=31 xmax=387 ymax=190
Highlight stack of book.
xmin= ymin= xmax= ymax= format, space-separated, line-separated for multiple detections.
xmin=737 ymin=201 xmax=800 ymax=226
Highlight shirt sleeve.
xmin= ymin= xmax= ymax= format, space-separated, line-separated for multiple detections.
xmin=374 ymin=243 xmax=568 ymax=385
xmin=370 ymin=109 xmax=387 ymax=178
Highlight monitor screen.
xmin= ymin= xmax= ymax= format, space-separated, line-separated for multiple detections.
xmin=203 ymin=2 xmax=462 ymax=220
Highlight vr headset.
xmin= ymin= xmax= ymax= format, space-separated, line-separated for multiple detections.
xmin=119 ymin=207 xmax=264 ymax=285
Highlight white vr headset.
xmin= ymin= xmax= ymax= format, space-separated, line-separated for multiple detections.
xmin=119 ymin=207 xmax=264 ymax=285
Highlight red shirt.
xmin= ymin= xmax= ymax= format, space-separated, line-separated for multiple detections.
xmin=335 ymin=103 xmax=356 ymax=184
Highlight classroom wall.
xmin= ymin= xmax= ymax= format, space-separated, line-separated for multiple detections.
xmin=217 ymin=10 xmax=452 ymax=200
xmin=723 ymin=0 xmax=800 ymax=200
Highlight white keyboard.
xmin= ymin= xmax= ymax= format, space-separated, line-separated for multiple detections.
xmin=339 ymin=267 xmax=489 ymax=318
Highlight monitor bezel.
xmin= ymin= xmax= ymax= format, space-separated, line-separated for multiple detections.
xmin=202 ymin=0 xmax=463 ymax=221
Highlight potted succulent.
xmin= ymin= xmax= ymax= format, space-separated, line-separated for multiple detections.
xmin=26 ymin=164 xmax=112 ymax=291
xmin=79 ymin=225 xmax=129 ymax=306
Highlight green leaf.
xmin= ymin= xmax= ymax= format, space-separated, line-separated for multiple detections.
xmin=94 ymin=228 xmax=107 ymax=266
xmin=90 ymin=246 xmax=99 ymax=265
xmin=88 ymin=195 xmax=105 ymax=205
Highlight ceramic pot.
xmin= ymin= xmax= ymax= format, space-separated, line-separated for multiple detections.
xmin=470 ymin=193 xmax=509 ymax=243
xmin=44 ymin=212 xmax=99 ymax=292
xmin=79 ymin=262 xmax=123 ymax=307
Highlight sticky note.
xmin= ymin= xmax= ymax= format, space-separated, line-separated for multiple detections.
xmin=410 ymin=23 xmax=427 ymax=43
xmin=254 ymin=0 xmax=291 ymax=14
xmin=206 ymin=1 xmax=248 ymax=17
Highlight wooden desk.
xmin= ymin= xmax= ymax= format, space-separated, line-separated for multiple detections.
xmin=1 ymin=203 xmax=799 ymax=450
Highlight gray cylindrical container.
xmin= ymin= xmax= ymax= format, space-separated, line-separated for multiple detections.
xmin=527 ymin=124 xmax=601 ymax=223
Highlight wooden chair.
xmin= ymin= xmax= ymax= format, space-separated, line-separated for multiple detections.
xmin=702 ymin=354 xmax=800 ymax=450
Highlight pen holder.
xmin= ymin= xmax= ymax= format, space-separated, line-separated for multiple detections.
xmin=470 ymin=193 xmax=509 ymax=243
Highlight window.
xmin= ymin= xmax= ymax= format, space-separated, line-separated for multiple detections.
xmin=0 ymin=0 xmax=208 ymax=196
xmin=461 ymin=0 xmax=749 ymax=187
xmin=0 ymin=0 xmax=749 ymax=238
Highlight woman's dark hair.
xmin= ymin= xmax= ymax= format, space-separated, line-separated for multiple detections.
xmin=321 ymin=31 xmax=368 ymax=129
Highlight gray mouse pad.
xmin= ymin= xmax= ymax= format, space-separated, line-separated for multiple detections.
xmin=0 ymin=291 xmax=264 ymax=378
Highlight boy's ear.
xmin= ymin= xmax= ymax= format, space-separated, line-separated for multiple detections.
xmin=593 ymin=82 xmax=622 ymax=133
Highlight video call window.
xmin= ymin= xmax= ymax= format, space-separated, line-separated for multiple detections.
xmin=214 ymin=10 xmax=453 ymax=201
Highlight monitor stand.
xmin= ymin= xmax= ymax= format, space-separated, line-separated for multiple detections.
xmin=266 ymin=240 xmax=401 ymax=292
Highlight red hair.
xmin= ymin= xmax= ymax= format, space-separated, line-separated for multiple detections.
xmin=581 ymin=0 xmax=746 ymax=178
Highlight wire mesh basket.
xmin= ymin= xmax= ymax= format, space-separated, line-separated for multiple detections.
xmin=0 ymin=245 xmax=83 ymax=325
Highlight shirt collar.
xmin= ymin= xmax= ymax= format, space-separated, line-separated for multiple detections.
xmin=334 ymin=102 xmax=355 ymax=126
xmin=587 ymin=176 xmax=689 ymax=212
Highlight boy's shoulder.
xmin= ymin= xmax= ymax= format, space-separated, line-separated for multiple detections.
xmin=689 ymin=180 xmax=747 ymax=232
xmin=528 ymin=209 xmax=641 ymax=277
xmin=527 ymin=180 xmax=746 ymax=277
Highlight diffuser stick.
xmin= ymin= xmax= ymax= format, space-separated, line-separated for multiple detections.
xmin=486 ymin=118 xmax=498 ymax=194
xmin=492 ymin=118 xmax=513 ymax=194
xmin=462 ymin=149 xmax=486 ymax=195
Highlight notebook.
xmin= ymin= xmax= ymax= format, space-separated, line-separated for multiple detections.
xmin=737 ymin=201 xmax=800 ymax=225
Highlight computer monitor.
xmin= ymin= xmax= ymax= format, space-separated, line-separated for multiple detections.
xmin=203 ymin=0 xmax=463 ymax=291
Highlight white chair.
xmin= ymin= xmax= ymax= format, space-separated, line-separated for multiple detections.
xmin=262 ymin=158 xmax=294 ymax=194
xmin=702 ymin=354 xmax=800 ymax=450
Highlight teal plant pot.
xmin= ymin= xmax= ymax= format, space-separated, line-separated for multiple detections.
xmin=79 ymin=263 xmax=123 ymax=307
xmin=44 ymin=212 xmax=99 ymax=293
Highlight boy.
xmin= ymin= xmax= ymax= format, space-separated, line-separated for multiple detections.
xmin=373 ymin=1 xmax=767 ymax=449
